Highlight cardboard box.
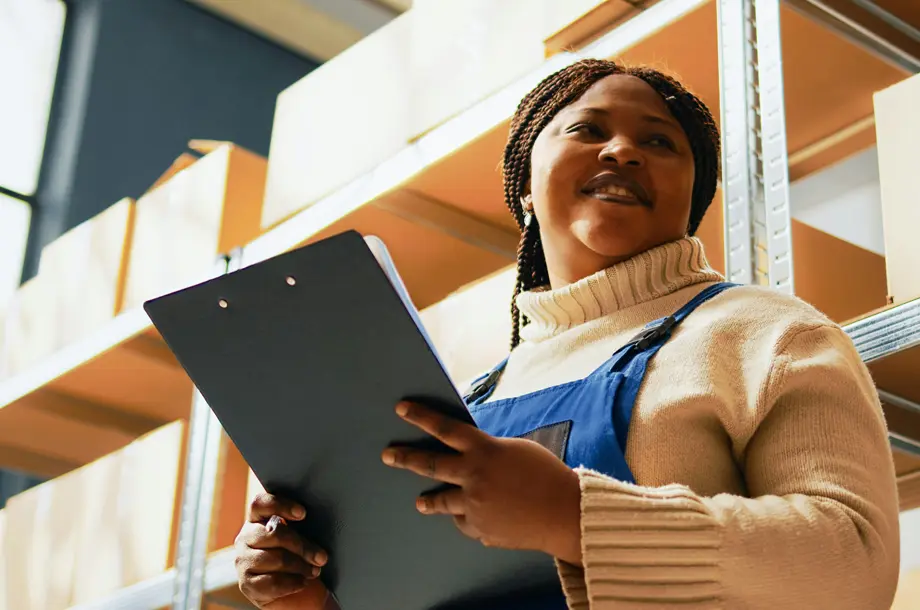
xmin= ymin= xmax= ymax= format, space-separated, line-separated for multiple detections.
xmin=261 ymin=0 xmax=578 ymax=230
xmin=1 ymin=420 xmax=185 ymax=609
xmin=38 ymin=197 xmax=135 ymax=350
xmin=874 ymin=72 xmax=920 ymax=305
xmin=2 ymin=466 xmax=84 ymax=610
xmin=406 ymin=0 xmax=548 ymax=138
xmin=419 ymin=266 xmax=515 ymax=388
xmin=0 ymin=275 xmax=57 ymax=378
xmin=261 ymin=14 xmax=413 ymax=229
xmin=123 ymin=143 xmax=267 ymax=311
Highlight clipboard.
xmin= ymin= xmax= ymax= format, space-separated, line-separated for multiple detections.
xmin=143 ymin=230 xmax=560 ymax=609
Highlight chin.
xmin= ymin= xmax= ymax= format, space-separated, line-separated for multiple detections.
xmin=572 ymin=219 xmax=649 ymax=261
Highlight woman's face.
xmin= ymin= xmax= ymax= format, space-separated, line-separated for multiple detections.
xmin=528 ymin=74 xmax=696 ymax=287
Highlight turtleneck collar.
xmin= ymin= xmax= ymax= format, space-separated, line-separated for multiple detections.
xmin=516 ymin=237 xmax=723 ymax=341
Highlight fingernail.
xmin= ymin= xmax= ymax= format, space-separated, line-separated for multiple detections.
xmin=314 ymin=550 xmax=328 ymax=566
xmin=396 ymin=402 xmax=409 ymax=417
xmin=311 ymin=565 xmax=321 ymax=577
xmin=292 ymin=505 xmax=306 ymax=520
xmin=416 ymin=497 xmax=429 ymax=513
xmin=382 ymin=449 xmax=397 ymax=466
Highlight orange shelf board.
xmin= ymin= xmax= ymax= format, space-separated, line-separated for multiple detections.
xmin=0 ymin=310 xmax=192 ymax=477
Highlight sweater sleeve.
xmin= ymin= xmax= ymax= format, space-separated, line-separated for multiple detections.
xmin=558 ymin=324 xmax=901 ymax=609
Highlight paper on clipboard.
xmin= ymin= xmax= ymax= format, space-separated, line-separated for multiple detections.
xmin=363 ymin=235 xmax=451 ymax=376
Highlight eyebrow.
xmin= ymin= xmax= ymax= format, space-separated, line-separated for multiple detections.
xmin=573 ymin=107 xmax=680 ymax=129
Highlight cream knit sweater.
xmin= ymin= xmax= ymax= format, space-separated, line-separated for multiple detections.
xmin=487 ymin=237 xmax=900 ymax=609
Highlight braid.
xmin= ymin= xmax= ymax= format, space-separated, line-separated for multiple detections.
xmin=502 ymin=59 xmax=721 ymax=350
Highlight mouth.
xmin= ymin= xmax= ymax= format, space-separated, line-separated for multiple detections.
xmin=581 ymin=172 xmax=652 ymax=208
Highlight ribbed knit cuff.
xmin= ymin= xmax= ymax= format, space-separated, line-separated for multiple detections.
xmin=575 ymin=468 xmax=724 ymax=607
xmin=555 ymin=558 xmax=590 ymax=609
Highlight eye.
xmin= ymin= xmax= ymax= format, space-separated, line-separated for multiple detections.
xmin=647 ymin=135 xmax=676 ymax=151
xmin=568 ymin=122 xmax=604 ymax=137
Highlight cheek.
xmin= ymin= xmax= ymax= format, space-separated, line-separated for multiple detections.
xmin=652 ymin=162 xmax=695 ymax=224
xmin=529 ymin=142 xmax=585 ymax=212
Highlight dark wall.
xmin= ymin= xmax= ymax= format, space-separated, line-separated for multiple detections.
xmin=25 ymin=0 xmax=318 ymax=277
xmin=6 ymin=0 xmax=317 ymax=490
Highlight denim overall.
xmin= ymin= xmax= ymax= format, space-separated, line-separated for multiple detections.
xmin=462 ymin=282 xmax=737 ymax=608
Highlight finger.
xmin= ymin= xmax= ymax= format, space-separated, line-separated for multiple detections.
xmin=241 ymin=572 xmax=309 ymax=603
xmin=249 ymin=492 xmax=306 ymax=523
xmin=418 ymin=487 xmax=466 ymax=515
xmin=244 ymin=548 xmax=317 ymax=578
xmin=238 ymin=521 xmax=329 ymax=567
xmin=452 ymin=515 xmax=483 ymax=542
xmin=381 ymin=447 xmax=467 ymax=485
xmin=396 ymin=402 xmax=478 ymax=451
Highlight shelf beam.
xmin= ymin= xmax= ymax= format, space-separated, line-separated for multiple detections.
xmin=785 ymin=0 xmax=920 ymax=72
xmin=843 ymin=297 xmax=920 ymax=362
xmin=66 ymin=569 xmax=177 ymax=610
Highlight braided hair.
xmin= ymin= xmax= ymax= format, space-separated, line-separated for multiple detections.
xmin=502 ymin=59 xmax=721 ymax=349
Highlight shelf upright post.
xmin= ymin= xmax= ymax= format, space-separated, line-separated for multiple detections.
xmin=717 ymin=0 xmax=794 ymax=293
xmin=755 ymin=0 xmax=794 ymax=293
xmin=171 ymin=249 xmax=244 ymax=610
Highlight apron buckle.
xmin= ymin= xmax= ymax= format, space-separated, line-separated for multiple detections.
xmin=464 ymin=367 xmax=504 ymax=403
xmin=630 ymin=315 xmax=678 ymax=350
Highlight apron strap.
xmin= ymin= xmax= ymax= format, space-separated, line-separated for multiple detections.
xmin=465 ymin=282 xmax=739 ymax=406
xmin=608 ymin=281 xmax=739 ymax=450
xmin=617 ymin=282 xmax=739 ymax=358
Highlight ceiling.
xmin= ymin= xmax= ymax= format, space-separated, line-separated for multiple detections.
xmin=188 ymin=0 xmax=411 ymax=61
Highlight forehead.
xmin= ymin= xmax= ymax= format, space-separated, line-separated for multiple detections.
xmin=563 ymin=73 xmax=672 ymax=118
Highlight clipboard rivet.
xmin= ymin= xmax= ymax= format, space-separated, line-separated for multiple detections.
xmin=286 ymin=276 xmax=297 ymax=286
xmin=218 ymin=299 xmax=229 ymax=309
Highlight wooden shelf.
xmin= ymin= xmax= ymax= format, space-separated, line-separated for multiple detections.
xmin=0 ymin=308 xmax=191 ymax=477
xmin=0 ymin=2 xmax=910 ymax=609
xmin=64 ymin=547 xmax=243 ymax=610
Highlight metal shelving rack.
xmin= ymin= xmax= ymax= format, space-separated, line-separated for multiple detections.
xmin=19 ymin=0 xmax=920 ymax=608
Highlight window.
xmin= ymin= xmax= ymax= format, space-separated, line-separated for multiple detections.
xmin=0 ymin=193 xmax=30 ymax=304
xmin=0 ymin=0 xmax=65 ymax=296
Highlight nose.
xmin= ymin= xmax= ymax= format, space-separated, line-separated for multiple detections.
xmin=598 ymin=138 xmax=644 ymax=167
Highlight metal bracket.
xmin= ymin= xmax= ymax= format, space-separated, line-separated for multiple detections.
xmin=171 ymin=252 xmax=240 ymax=610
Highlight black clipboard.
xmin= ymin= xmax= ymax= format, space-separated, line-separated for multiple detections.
xmin=144 ymin=230 xmax=560 ymax=610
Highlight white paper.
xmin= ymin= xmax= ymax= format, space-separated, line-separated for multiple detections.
xmin=363 ymin=235 xmax=450 ymax=375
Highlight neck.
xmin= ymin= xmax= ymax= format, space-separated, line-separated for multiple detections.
xmin=517 ymin=236 xmax=723 ymax=342
xmin=544 ymin=238 xmax=685 ymax=291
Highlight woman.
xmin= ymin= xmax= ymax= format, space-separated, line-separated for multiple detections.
xmin=234 ymin=59 xmax=901 ymax=609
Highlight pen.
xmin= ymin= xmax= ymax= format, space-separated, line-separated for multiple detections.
xmin=266 ymin=514 xmax=285 ymax=533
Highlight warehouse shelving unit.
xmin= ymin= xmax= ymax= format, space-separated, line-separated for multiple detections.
xmin=3 ymin=0 xmax=920 ymax=608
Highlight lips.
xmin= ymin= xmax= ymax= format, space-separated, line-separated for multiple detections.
xmin=581 ymin=172 xmax=652 ymax=207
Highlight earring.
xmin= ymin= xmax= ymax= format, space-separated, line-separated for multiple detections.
xmin=522 ymin=194 xmax=534 ymax=227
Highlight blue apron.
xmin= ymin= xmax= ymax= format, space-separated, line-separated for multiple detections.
xmin=462 ymin=282 xmax=737 ymax=608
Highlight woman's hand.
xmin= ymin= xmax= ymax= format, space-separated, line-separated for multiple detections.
xmin=235 ymin=493 xmax=333 ymax=609
xmin=382 ymin=401 xmax=584 ymax=566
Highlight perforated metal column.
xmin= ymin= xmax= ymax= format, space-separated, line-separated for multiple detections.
xmin=172 ymin=253 xmax=241 ymax=610
xmin=717 ymin=0 xmax=794 ymax=293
